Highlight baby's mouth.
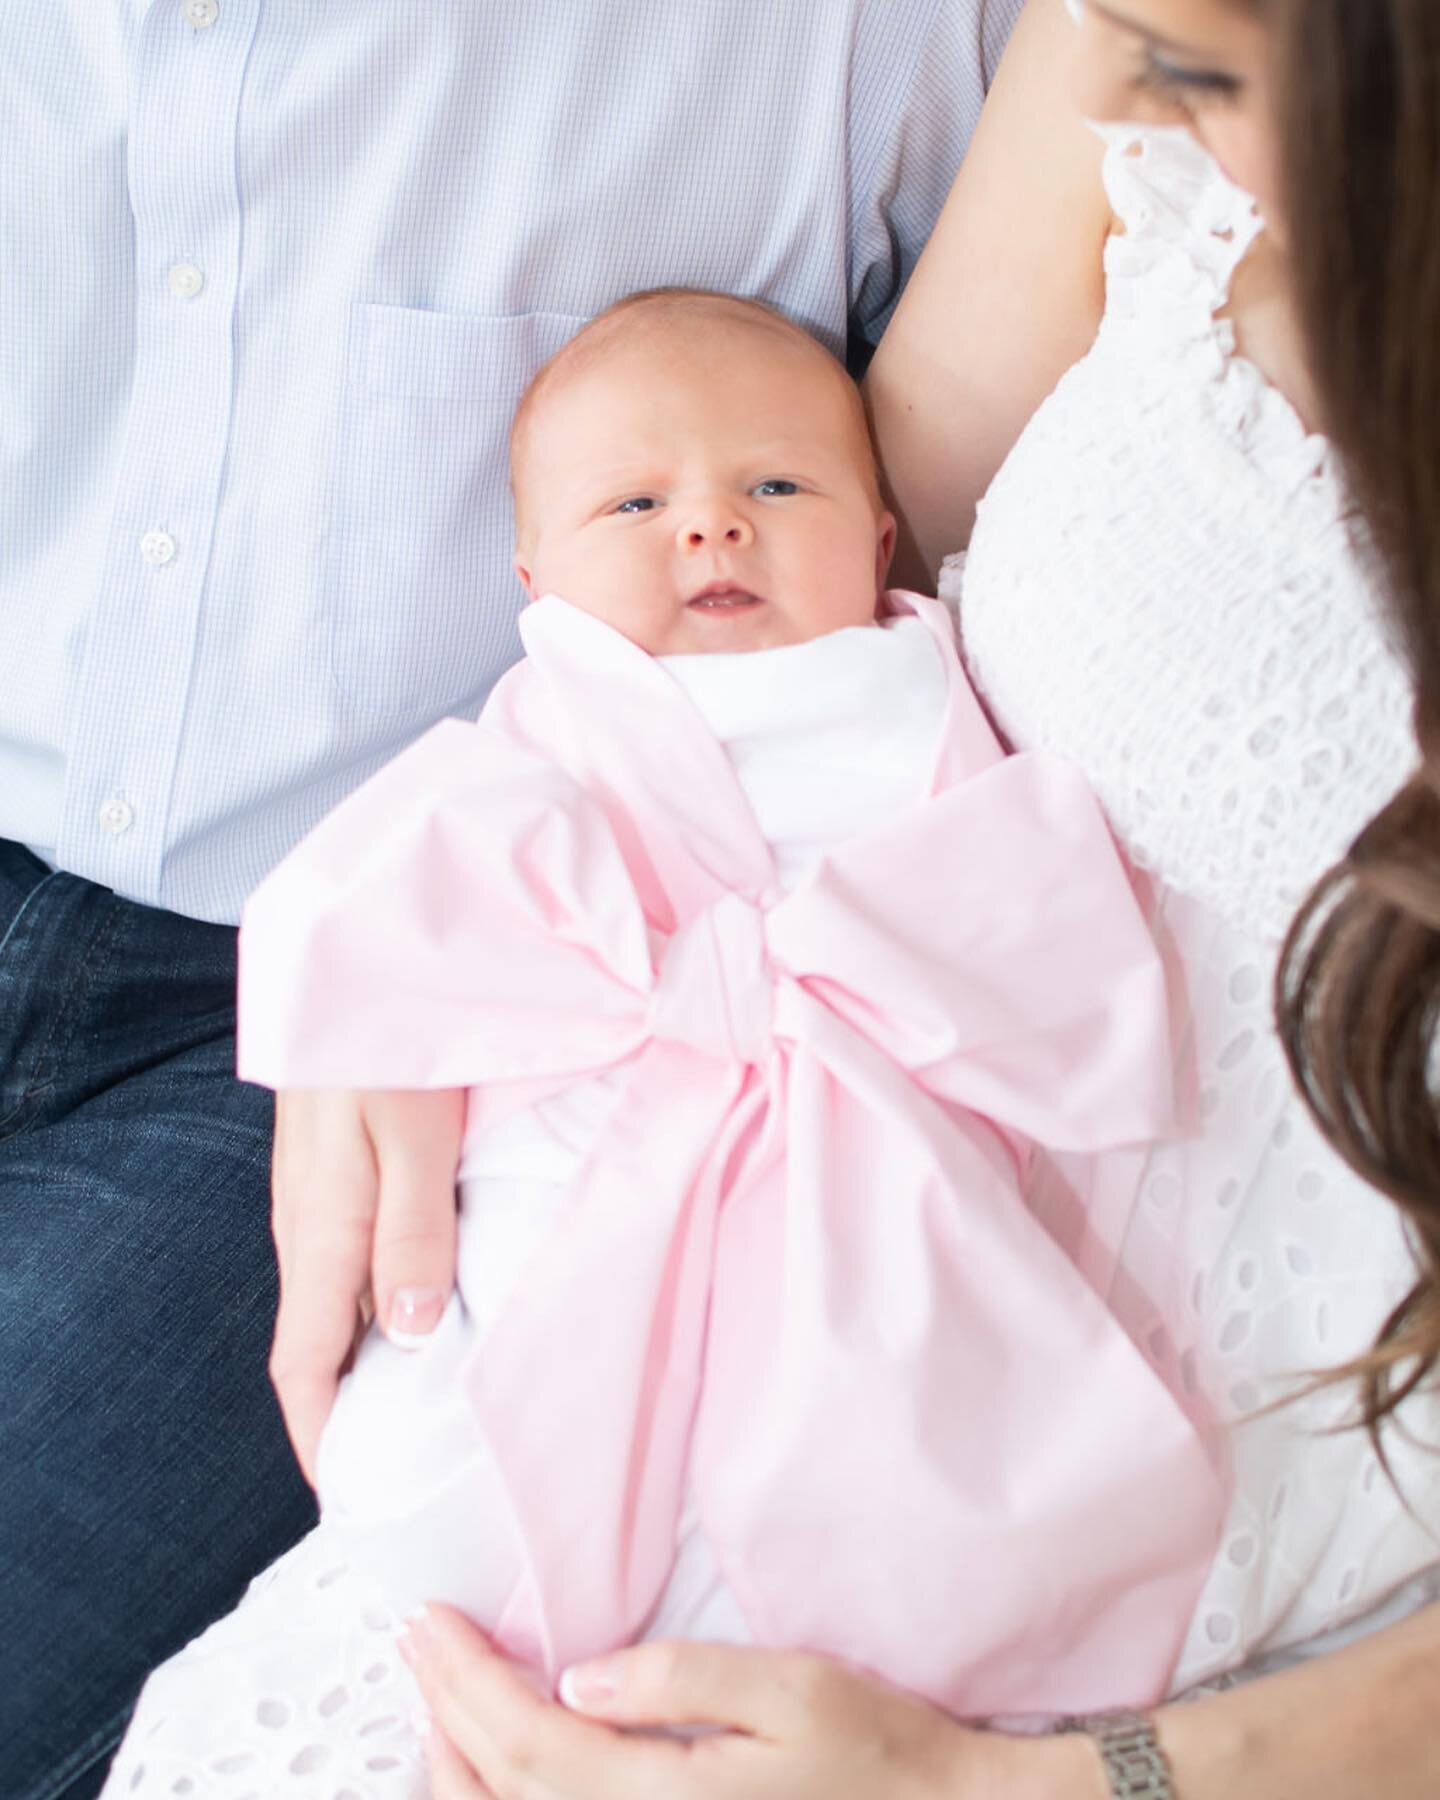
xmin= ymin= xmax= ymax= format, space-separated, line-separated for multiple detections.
xmin=686 ymin=583 xmax=763 ymax=612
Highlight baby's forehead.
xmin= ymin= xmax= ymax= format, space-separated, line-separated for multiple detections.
xmin=509 ymin=293 xmax=880 ymax=521
xmin=541 ymin=309 xmax=833 ymax=411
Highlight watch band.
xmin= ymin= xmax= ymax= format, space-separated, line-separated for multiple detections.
xmin=1057 ymin=1710 xmax=1176 ymax=1799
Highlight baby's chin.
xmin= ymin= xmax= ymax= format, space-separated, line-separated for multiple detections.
xmin=646 ymin=598 xmax=879 ymax=656
xmin=547 ymin=590 xmax=880 ymax=654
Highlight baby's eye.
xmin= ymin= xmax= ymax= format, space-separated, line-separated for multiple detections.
xmin=753 ymin=479 xmax=799 ymax=497
xmin=613 ymin=496 xmax=657 ymax=515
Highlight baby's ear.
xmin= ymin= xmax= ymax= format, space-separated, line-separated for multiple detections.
xmin=875 ymin=510 xmax=898 ymax=589
xmin=513 ymin=550 xmax=538 ymax=600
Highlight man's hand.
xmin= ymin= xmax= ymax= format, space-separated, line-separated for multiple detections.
xmin=268 ymin=1086 xmax=466 ymax=1483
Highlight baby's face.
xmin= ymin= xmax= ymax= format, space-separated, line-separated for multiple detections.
xmin=512 ymin=325 xmax=895 ymax=655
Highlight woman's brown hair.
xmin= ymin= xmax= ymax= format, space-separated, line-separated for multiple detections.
xmin=1268 ymin=0 xmax=1440 ymax=1433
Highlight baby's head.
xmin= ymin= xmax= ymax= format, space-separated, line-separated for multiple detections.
xmin=510 ymin=289 xmax=896 ymax=655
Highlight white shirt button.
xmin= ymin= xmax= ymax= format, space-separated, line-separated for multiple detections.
xmin=168 ymin=261 xmax=204 ymax=299
xmin=183 ymin=0 xmax=220 ymax=26
xmin=98 ymin=797 xmax=134 ymax=836
xmin=140 ymin=530 xmax=177 ymax=566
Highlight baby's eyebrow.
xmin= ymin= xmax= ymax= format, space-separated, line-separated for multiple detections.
xmin=574 ymin=460 xmax=667 ymax=491
xmin=574 ymin=479 xmax=667 ymax=518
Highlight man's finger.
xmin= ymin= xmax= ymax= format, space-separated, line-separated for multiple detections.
xmin=368 ymin=1088 xmax=465 ymax=1341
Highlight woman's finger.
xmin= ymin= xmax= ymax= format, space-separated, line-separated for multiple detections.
xmin=368 ymin=1087 xmax=466 ymax=1340
xmin=559 ymin=1640 xmax=823 ymax=1739
xmin=426 ymin=1719 xmax=499 ymax=1799
xmin=268 ymin=1088 xmax=380 ymax=1481
xmin=404 ymin=1608 xmax=693 ymax=1799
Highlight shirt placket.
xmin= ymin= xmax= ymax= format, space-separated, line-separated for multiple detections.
xmin=57 ymin=0 xmax=262 ymax=901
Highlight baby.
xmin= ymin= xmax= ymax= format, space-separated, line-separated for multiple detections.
xmin=105 ymin=292 xmax=1222 ymax=1799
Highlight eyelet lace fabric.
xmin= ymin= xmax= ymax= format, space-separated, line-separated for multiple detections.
xmin=102 ymin=1527 xmax=426 ymax=1798
xmin=946 ymin=123 xmax=1437 ymax=1691
xmin=954 ymin=125 xmax=1411 ymax=951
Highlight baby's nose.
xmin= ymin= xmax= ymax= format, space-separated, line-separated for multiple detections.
xmin=681 ymin=507 xmax=752 ymax=550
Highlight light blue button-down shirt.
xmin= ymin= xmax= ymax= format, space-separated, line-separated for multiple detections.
xmin=2 ymin=0 xmax=1019 ymax=923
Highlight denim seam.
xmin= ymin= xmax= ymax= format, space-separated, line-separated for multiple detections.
xmin=14 ymin=894 xmax=127 ymax=1121
xmin=20 ymin=1702 xmax=130 ymax=1800
xmin=0 ymin=867 xmax=60 ymax=962
xmin=0 ymin=1089 xmax=36 ymax=1139
xmin=0 ymin=872 xmax=63 ymax=1134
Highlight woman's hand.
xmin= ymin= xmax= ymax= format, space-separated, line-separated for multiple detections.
xmin=401 ymin=1592 xmax=1440 ymax=1800
xmin=268 ymin=1086 xmax=466 ymax=1481
xmin=399 ymin=1607 xmax=1096 ymax=1800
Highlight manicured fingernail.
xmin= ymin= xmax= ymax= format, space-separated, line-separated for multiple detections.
xmin=559 ymin=1660 xmax=620 ymax=1710
xmin=387 ymin=1287 xmax=444 ymax=1346
xmin=398 ymin=1607 xmax=434 ymax=1666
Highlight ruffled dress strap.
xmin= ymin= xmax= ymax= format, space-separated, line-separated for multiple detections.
xmin=1091 ymin=121 xmax=1337 ymax=505
xmin=941 ymin=126 xmax=1268 ymax=616
xmin=1095 ymin=121 xmax=1262 ymax=326
xmin=950 ymin=120 xmax=1413 ymax=949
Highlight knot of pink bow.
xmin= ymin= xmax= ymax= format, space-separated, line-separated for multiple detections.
xmin=646 ymin=891 xmax=774 ymax=1066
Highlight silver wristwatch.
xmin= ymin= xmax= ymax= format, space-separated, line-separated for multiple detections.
xmin=1057 ymin=1710 xmax=1176 ymax=1799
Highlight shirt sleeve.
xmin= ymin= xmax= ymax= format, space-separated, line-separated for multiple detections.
xmin=846 ymin=0 xmax=1026 ymax=352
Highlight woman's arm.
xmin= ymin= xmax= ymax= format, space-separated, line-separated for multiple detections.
xmin=1151 ymin=1596 xmax=1440 ymax=1797
xmin=402 ymin=1599 xmax=1440 ymax=1799
xmin=864 ymin=0 xmax=1111 ymax=587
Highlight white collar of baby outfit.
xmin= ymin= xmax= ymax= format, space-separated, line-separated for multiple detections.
xmin=656 ymin=611 xmax=941 ymax=749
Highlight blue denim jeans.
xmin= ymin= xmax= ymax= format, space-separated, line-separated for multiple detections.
xmin=0 ymin=841 xmax=318 ymax=1800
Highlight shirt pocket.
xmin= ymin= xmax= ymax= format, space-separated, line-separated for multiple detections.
xmin=328 ymin=302 xmax=587 ymax=715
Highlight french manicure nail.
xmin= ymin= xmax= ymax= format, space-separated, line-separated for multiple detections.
xmin=387 ymin=1287 xmax=444 ymax=1346
xmin=399 ymin=1606 xmax=434 ymax=1666
xmin=559 ymin=1660 xmax=620 ymax=1710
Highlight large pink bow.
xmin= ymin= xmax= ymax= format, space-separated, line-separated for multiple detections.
xmin=240 ymin=596 xmax=1222 ymax=1714
xmin=462 ymin=761 xmax=1222 ymax=1713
